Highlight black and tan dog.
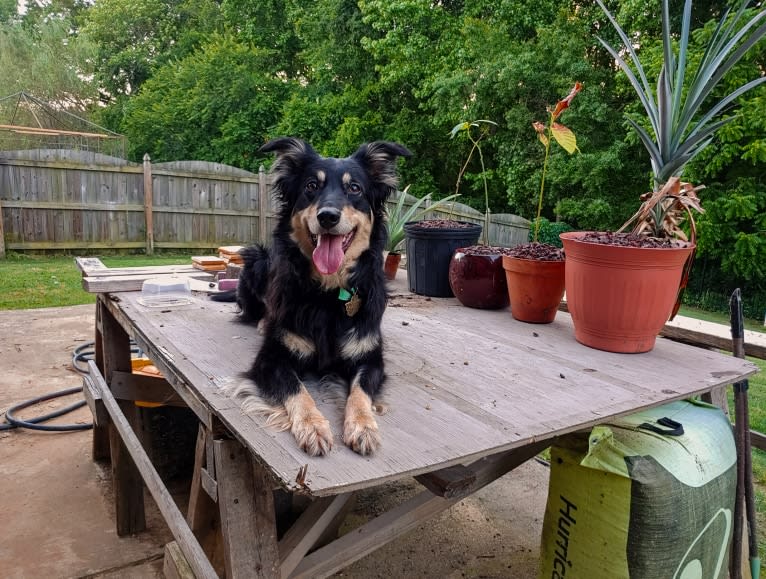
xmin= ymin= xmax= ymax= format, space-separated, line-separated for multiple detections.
xmin=223 ymin=137 xmax=411 ymax=456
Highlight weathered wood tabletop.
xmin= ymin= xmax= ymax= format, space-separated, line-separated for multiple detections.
xmin=102 ymin=277 xmax=758 ymax=499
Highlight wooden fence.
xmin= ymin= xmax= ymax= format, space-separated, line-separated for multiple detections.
xmin=0 ymin=149 xmax=529 ymax=257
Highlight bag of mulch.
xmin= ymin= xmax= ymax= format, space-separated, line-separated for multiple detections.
xmin=539 ymin=399 xmax=736 ymax=579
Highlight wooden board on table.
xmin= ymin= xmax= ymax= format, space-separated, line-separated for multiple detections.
xmin=106 ymin=289 xmax=758 ymax=498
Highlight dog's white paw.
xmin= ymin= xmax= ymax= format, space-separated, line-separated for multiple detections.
xmin=291 ymin=411 xmax=334 ymax=456
xmin=343 ymin=414 xmax=381 ymax=456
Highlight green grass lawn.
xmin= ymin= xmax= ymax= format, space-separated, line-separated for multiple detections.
xmin=1 ymin=252 xmax=765 ymax=559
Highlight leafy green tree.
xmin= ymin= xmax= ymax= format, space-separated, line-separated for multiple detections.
xmin=81 ymin=0 xmax=223 ymax=97
xmin=0 ymin=17 xmax=96 ymax=109
xmin=120 ymin=34 xmax=293 ymax=169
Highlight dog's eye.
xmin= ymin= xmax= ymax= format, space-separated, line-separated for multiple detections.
xmin=347 ymin=182 xmax=362 ymax=196
xmin=305 ymin=180 xmax=319 ymax=193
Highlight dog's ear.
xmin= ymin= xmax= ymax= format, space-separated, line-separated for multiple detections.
xmin=351 ymin=142 xmax=412 ymax=194
xmin=260 ymin=137 xmax=318 ymax=204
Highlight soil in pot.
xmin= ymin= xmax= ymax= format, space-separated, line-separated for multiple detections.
xmin=449 ymin=245 xmax=510 ymax=309
xmin=560 ymin=231 xmax=695 ymax=353
xmin=404 ymin=220 xmax=482 ymax=297
xmin=501 ymin=243 xmax=565 ymax=324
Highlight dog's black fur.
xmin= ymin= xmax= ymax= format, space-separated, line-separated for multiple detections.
xmin=222 ymin=137 xmax=411 ymax=456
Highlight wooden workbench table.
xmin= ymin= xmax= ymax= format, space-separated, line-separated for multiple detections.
xmin=85 ymin=276 xmax=758 ymax=578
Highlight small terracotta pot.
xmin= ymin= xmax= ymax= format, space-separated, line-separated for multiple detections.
xmin=384 ymin=252 xmax=402 ymax=280
xmin=560 ymin=231 xmax=695 ymax=353
xmin=448 ymin=247 xmax=509 ymax=309
xmin=502 ymin=255 xmax=565 ymax=323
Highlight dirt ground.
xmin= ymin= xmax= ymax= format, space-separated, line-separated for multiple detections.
xmin=0 ymin=305 xmax=548 ymax=579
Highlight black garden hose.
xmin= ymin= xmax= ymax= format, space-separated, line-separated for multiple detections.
xmin=0 ymin=387 xmax=91 ymax=432
xmin=0 ymin=340 xmax=143 ymax=433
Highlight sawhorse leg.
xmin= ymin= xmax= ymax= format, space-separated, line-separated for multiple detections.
xmin=97 ymin=297 xmax=146 ymax=535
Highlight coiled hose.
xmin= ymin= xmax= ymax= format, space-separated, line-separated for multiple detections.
xmin=0 ymin=340 xmax=143 ymax=432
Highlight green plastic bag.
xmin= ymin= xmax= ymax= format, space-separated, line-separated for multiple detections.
xmin=539 ymin=400 xmax=736 ymax=579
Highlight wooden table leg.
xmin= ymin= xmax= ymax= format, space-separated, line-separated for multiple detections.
xmin=214 ymin=438 xmax=280 ymax=578
xmin=91 ymin=300 xmax=111 ymax=461
xmin=187 ymin=425 xmax=225 ymax=575
xmin=99 ymin=297 xmax=146 ymax=536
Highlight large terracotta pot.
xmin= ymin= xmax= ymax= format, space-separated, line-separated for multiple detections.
xmin=502 ymin=256 xmax=565 ymax=323
xmin=448 ymin=247 xmax=509 ymax=309
xmin=560 ymin=231 xmax=695 ymax=353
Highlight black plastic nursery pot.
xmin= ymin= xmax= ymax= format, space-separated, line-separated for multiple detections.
xmin=403 ymin=221 xmax=482 ymax=297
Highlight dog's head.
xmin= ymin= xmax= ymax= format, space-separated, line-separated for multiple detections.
xmin=261 ymin=137 xmax=411 ymax=281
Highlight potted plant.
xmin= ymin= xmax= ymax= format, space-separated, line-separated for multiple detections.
xmin=501 ymin=83 xmax=582 ymax=323
xmin=560 ymin=0 xmax=766 ymax=353
xmin=404 ymin=121 xmax=495 ymax=297
xmin=384 ymin=186 xmax=459 ymax=280
xmin=446 ymin=119 xmax=515 ymax=309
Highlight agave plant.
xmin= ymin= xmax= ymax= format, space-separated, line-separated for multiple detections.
xmin=385 ymin=186 xmax=460 ymax=254
xmin=596 ymin=0 xmax=766 ymax=238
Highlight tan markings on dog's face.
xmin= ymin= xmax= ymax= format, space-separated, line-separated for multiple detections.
xmin=343 ymin=381 xmax=380 ymax=455
xmin=281 ymin=331 xmax=315 ymax=359
xmin=317 ymin=170 xmax=326 ymax=185
xmin=340 ymin=329 xmax=380 ymax=360
xmin=342 ymin=172 xmax=352 ymax=186
xmin=290 ymin=205 xmax=318 ymax=259
xmin=284 ymin=385 xmax=334 ymax=456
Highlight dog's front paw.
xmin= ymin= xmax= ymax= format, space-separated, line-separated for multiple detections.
xmin=291 ymin=412 xmax=334 ymax=457
xmin=344 ymin=414 xmax=381 ymax=455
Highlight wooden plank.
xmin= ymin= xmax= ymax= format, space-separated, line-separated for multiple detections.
xmin=99 ymin=302 xmax=146 ymax=536
xmin=143 ymin=154 xmax=154 ymax=255
xmin=75 ymin=256 xmax=108 ymax=276
xmin=79 ymin=263 xmax=200 ymax=278
xmin=187 ymin=427 xmax=225 ymax=575
xmin=751 ymin=430 xmax=766 ymax=452
xmin=278 ymin=494 xmax=354 ymax=578
xmin=414 ymin=463 xmax=476 ymax=498
xmin=0 ymin=197 xmax=6 ymax=258
xmin=288 ymin=443 xmax=547 ymax=579
xmin=82 ymin=370 xmax=108 ymax=427
xmin=82 ymin=271 xmax=213 ymax=293
xmin=259 ymin=166 xmax=268 ymax=245
xmin=91 ymin=360 xmax=219 ymax=579
xmin=164 ymin=541 xmax=197 ymax=579
xmin=661 ymin=323 xmax=766 ymax=360
xmin=110 ymin=371 xmax=187 ymax=406
xmin=214 ymin=439 xmax=280 ymax=579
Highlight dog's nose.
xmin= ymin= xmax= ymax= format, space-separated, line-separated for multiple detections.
xmin=317 ymin=208 xmax=341 ymax=229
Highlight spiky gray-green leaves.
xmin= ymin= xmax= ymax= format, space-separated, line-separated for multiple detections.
xmin=596 ymin=0 xmax=766 ymax=189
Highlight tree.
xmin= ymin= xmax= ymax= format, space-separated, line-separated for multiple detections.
xmin=120 ymin=33 xmax=294 ymax=170
xmin=81 ymin=0 xmax=223 ymax=98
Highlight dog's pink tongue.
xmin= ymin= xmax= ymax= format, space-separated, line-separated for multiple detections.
xmin=313 ymin=234 xmax=345 ymax=275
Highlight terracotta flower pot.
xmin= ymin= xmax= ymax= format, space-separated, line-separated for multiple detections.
xmin=502 ymin=255 xmax=565 ymax=323
xmin=448 ymin=247 xmax=509 ymax=309
xmin=384 ymin=252 xmax=402 ymax=280
xmin=560 ymin=231 xmax=695 ymax=353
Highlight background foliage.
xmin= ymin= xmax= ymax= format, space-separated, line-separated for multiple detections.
xmin=2 ymin=0 xmax=765 ymax=314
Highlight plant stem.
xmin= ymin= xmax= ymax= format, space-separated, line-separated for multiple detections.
xmin=477 ymin=140 xmax=490 ymax=245
xmin=535 ymin=116 xmax=553 ymax=243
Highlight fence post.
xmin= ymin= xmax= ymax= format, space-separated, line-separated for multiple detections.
xmin=258 ymin=165 xmax=268 ymax=244
xmin=143 ymin=154 xmax=154 ymax=255
xmin=0 ymin=198 xmax=5 ymax=259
